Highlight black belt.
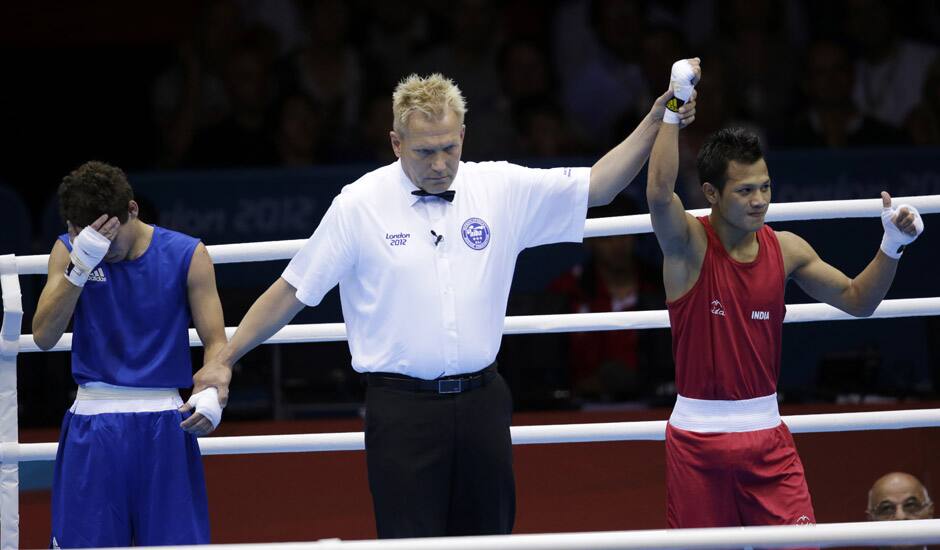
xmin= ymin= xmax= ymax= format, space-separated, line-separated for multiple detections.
xmin=366 ymin=364 xmax=497 ymax=394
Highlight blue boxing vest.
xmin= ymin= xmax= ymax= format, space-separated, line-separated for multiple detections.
xmin=59 ymin=225 xmax=199 ymax=388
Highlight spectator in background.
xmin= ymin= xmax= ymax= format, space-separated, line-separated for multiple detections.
xmin=549 ymin=194 xmax=673 ymax=403
xmin=907 ymin=57 xmax=940 ymax=146
xmin=343 ymin=94 xmax=401 ymax=164
xmin=360 ymin=0 xmax=431 ymax=88
xmin=235 ymin=0 xmax=306 ymax=56
xmin=413 ymin=0 xmax=504 ymax=110
xmin=867 ymin=472 xmax=934 ymax=521
xmin=499 ymin=0 xmax=556 ymax=46
xmin=712 ymin=0 xmax=803 ymax=132
xmin=275 ymin=92 xmax=326 ymax=166
xmin=186 ymin=30 xmax=279 ymax=168
xmin=496 ymin=40 xmax=560 ymax=157
xmin=413 ymin=0 xmax=506 ymax=159
xmin=498 ymin=40 xmax=553 ymax=113
xmin=560 ymin=0 xmax=647 ymax=149
xmin=847 ymin=0 xmax=939 ymax=129
xmin=281 ymin=0 xmax=363 ymax=150
xmin=679 ymin=0 xmax=809 ymax=53
xmin=867 ymin=472 xmax=933 ymax=550
xmin=780 ymin=40 xmax=905 ymax=149
xmin=515 ymin=99 xmax=585 ymax=158
xmin=152 ymin=0 xmax=245 ymax=167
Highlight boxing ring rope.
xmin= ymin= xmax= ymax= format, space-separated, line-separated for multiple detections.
xmin=4 ymin=407 xmax=940 ymax=464
xmin=101 ymin=519 xmax=940 ymax=550
xmin=1 ymin=194 xmax=939 ymax=549
xmin=13 ymin=296 xmax=940 ymax=353
xmin=11 ymin=194 xmax=940 ymax=274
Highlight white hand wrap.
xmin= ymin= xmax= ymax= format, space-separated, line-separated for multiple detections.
xmin=664 ymin=60 xmax=697 ymax=125
xmin=880 ymin=204 xmax=924 ymax=259
xmin=65 ymin=227 xmax=111 ymax=287
xmin=186 ymin=387 xmax=223 ymax=429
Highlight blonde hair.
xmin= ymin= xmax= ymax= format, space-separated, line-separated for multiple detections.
xmin=392 ymin=73 xmax=467 ymax=134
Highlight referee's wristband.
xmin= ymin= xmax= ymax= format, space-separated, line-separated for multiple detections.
xmin=64 ymin=260 xmax=91 ymax=287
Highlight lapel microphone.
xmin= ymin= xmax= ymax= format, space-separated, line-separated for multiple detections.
xmin=430 ymin=230 xmax=443 ymax=246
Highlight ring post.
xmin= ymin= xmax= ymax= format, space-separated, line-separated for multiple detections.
xmin=0 ymin=255 xmax=24 ymax=550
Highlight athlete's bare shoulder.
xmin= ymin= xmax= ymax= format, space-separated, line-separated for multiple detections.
xmin=774 ymin=230 xmax=817 ymax=277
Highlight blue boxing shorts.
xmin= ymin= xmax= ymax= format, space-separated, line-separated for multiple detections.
xmin=50 ymin=385 xmax=210 ymax=548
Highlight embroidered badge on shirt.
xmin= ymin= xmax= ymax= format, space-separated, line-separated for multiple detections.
xmin=461 ymin=218 xmax=490 ymax=250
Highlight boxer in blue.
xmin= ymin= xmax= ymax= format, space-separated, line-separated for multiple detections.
xmin=32 ymin=161 xmax=227 ymax=547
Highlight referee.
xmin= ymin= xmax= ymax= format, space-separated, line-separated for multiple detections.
xmin=188 ymin=67 xmax=698 ymax=538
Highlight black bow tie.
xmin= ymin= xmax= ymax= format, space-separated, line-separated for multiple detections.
xmin=411 ymin=189 xmax=455 ymax=202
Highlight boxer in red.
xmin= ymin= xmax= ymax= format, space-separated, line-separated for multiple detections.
xmin=647 ymin=61 xmax=925 ymax=528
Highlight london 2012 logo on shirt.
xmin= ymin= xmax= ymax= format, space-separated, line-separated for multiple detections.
xmin=385 ymin=232 xmax=410 ymax=246
xmin=461 ymin=217 xmax=490 ymax=250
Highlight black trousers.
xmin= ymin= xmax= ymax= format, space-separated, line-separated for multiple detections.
xmin=364 ymin=371 xmax=515 ymax=538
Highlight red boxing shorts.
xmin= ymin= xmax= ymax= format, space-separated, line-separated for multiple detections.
xmin=666 ymin=422 xmax=816 ymax=528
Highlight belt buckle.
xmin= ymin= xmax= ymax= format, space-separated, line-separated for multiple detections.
xmin=438 ymin=379 xmax=462 ymax=394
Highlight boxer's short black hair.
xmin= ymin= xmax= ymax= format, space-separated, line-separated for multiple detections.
xmin=59 ymin=161 xmax=134 ymax=227
xmin=697 ymin=128 xmax=764 ymax=192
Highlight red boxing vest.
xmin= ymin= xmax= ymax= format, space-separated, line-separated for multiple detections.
xmin=667 ymin=216 xmax=786 ymax=400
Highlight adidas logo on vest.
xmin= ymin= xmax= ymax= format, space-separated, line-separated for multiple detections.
xmin=88 ymin=267 xmax=107 ymax=283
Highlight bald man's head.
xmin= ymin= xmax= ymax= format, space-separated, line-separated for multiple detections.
xmin=867 ymin=472 xmax=934 ymax=521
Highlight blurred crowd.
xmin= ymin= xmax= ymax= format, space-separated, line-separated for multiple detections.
xmin=145 ymin=0 xmax=940 ymax=170
xmin=1 ymin=0 xmax=939 ymax=208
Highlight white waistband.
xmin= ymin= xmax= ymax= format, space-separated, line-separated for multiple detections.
xmin=70 ymin=384 xmax=182 ymax=415
xmin=668 ymin=393 xmax=781 ymax=433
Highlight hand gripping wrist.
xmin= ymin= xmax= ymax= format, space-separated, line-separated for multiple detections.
xmin=65 ymin=227 xmax=111 ymax=287
xmin=187 ymin=387 xmax=223 ymax=429
xmin=880 ymin=204 xmax=924 ymax=259
xmin=664 ymin=59 xmax=697 ymax=124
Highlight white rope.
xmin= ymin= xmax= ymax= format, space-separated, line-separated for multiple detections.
xmin=5 ymin=408 xmax=938 ymax=463
xmin=13 ymin=195 xmax=940 ymax=274
xmin=503 ymin=297 xmax=940 ymax=334
xmin=100 ymin=519 xmax=940 ymax=549
xmin=18 ymin=297 xmax=940 ymax=353
xmin=586 ymin=194 xmax=940 ymax=238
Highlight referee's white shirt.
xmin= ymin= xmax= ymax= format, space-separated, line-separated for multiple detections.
xmin=282 ymin=159 xmax=590 ymax=380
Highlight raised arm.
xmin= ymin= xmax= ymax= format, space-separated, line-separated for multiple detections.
xmin=588 ymin=58 xmax=700 ymax=207
xmin=646 ymin=60 xmax=709 ymax=300
xmin=783 ymin=192 xmax=924 ymax=317
xmin=588 ymin=110 xmax=662 ymax=207
xmin=646 ymin=123 xmax=697 ymax=255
